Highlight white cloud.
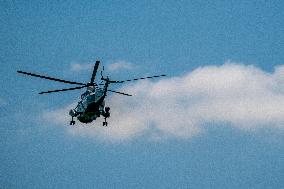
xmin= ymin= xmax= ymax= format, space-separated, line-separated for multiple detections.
xmin=107 ymin=60 xmax=134 ymax=72
xmin=42 ymin=63 xmax=284 ymax=142
xmin=70 ymin=63 xmax=93 ymax=72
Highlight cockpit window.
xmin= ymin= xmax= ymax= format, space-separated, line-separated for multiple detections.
xmin=81 ymin=91 xmax=90 ymax=99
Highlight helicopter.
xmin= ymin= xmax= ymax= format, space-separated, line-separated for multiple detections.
xmin=17 ymin=61 xmax=166 ymax=126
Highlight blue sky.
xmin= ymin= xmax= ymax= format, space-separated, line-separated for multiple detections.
xmin=1 ymin=1 xmax=284 ymax=188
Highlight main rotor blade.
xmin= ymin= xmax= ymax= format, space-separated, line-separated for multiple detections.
xmin=107 ymin=89 xmax=132 ymax=96
xmin=90 ymin=61 xmax=100 ymax=84
xmin=17 ymin=71 xmax=85 ymax=85
xmin=39 ymin=85 xmax=87 ymax=94
xmin=107 ymin=74 xmax=167 ymax=83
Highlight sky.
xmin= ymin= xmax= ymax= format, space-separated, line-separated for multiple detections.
xmin=1 ymin=1 xmax=284 ymax=188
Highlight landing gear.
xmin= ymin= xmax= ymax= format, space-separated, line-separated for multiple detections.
xmin=102 ymin=107 xmax=110 ymax=126
xmin=103 ymin=117 xmax=108 ymax=126
xmin=70 ymin=117 xmax=75 ymax=125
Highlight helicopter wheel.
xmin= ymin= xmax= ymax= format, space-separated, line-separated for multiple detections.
xmin=103 ymin=117 xmax=108 ymax=126
xmin=70 ymin=117 xmax=76 ymax=125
